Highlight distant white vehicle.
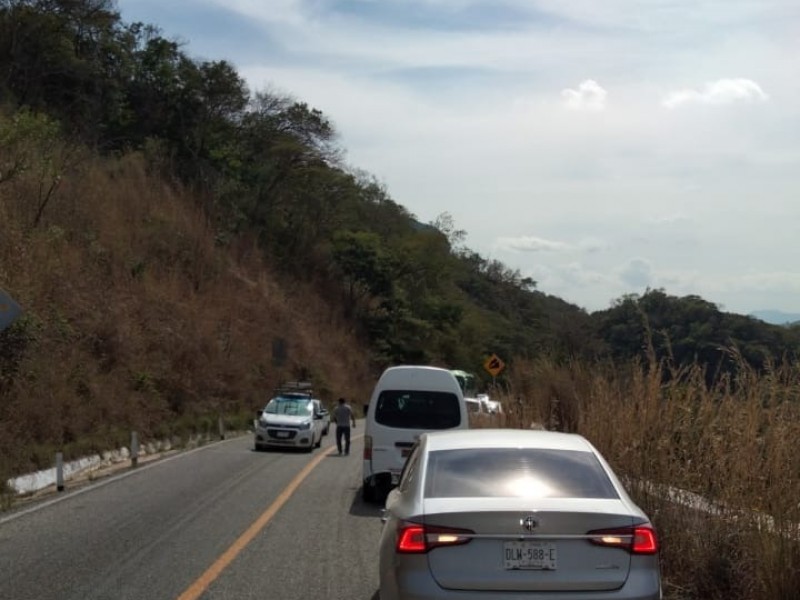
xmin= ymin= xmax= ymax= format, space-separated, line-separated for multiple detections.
xmin=465 ymin=396 xmax=484 ymax=414
xmin=451 ymin=370 xmax=503 ymax=414
xmin=478 ymin=393 xmax=503 ymax=414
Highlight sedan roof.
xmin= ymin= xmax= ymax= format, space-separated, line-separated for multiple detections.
xmin=423 ymin=428 xmax=595 ymax=453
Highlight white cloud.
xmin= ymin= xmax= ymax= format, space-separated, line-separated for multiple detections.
xmin=723 ymin=272 xmax=800 ymax=293
xmin=646 ymin=213 xmax=692 ymax=226
xmin=577 ymin=238 xmax=610 ymax=253
xmin=529 ymin=262 xmax=606 ymax=287
xmin=496 ymin=236 xmax=571 ymax=253
xmin=526 ymin=0 xmax=800 ymax=35
xmin=216 ymin=0 xmax=306 ymax=25
xmin=212 ymin=0 xmax=639 ymax=77
xmin=674 ymin=271 xmax=800 ymax=315
xmin=117 ymin=0 xmax=800 ymax=316
xmin=561 ymin=79 xmax=607 ymax=111
xmin=559 ymin=262 xmax=608 ymax=286
xmin=619 ymin=258 xmax=654 ymax=288
xmin=663 ymin=78 xmax=769 ymax=109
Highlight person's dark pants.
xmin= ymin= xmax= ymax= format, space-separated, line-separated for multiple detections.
xmin=336 ymin=426 xmax=351 ymax=454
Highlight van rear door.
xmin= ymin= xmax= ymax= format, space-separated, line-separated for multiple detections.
xmin=370 ymin=390 xmax=462 ymax=482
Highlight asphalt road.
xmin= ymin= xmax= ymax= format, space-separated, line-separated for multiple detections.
xmin=0 ymin=426 xmax=383 ymax=600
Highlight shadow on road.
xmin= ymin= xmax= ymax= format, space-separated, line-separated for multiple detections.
xmin=348 ymin=486 xmax=384 ymax=518
xmin=250 ymin=446 xmax=313 ymax=454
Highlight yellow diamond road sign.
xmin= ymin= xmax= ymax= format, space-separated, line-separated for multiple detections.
xmin=483 ymin=354 xmax=505 ymax=377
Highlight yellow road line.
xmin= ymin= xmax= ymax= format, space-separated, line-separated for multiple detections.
xmin=177 ymin=435 xmax=362 ymax=600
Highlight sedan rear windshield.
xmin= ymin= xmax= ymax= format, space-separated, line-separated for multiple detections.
xmin=374 ymin=390 xmax=461 ymax=430
xmin=424 ymin=448 xmax=618 ymax=499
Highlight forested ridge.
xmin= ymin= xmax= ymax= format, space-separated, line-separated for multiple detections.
xmin=1 ymin=0 xmax=799 ymax=476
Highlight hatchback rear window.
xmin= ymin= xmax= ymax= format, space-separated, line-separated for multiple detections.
xmin=424 ymin=448 xmax=618 ymax=499
xmin=374 ymin=390 xmax=461 ymax=429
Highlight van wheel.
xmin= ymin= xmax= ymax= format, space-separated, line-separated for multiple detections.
xmin=362 ymin=482 xmax=376 ymax=503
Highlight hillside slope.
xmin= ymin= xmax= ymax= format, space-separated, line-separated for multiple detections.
xmin=0 ymin=154 xmax=375 ymax=477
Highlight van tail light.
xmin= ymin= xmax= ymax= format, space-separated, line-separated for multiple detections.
xmin=364 ymin=435 xmax=372 ymax=461
xmin=588 ymin=525 xmax=659 ymax=555
xmin=396 ymin=521 xmax=473 ymax=554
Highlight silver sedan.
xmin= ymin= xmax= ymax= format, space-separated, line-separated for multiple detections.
xmin=378 ymin=429 xmax=662 ymax=600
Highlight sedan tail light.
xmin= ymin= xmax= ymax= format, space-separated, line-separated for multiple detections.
xmin=396 ymin=521 xmax=473 ymax=554
xmin=588 ymin=524 xmax=659 ymax=555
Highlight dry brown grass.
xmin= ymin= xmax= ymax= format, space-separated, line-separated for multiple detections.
xmin=498 ymin=356 xmax=800 ymax=599
xmin=0 ymin=152 xmax=375 ymax=479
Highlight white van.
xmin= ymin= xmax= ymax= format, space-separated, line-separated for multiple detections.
xmin=362 ymin=366 xmax=468 ymax=502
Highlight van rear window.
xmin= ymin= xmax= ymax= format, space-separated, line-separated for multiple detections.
xmin=374 ymin=390 xmax=461 ymax=429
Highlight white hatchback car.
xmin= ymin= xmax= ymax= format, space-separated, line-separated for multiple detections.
xmin=254 ymin=393 xmax=325 ymax=452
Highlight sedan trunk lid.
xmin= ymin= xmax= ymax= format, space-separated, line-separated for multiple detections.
xmin=423 ymin=497 xmax=635 ymax=593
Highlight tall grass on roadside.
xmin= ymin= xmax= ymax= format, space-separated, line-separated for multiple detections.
xmin=500 ymin=355 xmax=800 ymax=600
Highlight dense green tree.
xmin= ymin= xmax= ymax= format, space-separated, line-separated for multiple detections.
xmin=332 ymin=230 xmax=394 ymax=309
xmin=595 ymin=289 xmax=800 ymax=380
xmin=0 ymin=0 xmax=129 ymax=142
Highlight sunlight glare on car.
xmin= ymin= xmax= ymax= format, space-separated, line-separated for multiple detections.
xmin=504 ymin=476 xmax=553 ymax=498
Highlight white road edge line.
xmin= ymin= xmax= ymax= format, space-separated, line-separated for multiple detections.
xmin=0 ymin=434 xmax=249 ymax=526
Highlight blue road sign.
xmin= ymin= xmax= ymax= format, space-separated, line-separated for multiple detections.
xmin=0 ymin=288 xmax=22 ymax=332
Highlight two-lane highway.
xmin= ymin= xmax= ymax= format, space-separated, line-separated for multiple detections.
xmin=0 ymin=427 xmax=383 ymax=600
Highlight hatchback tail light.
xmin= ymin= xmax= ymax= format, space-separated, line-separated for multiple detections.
xmin=364 ymin=435 xmax=372 ymax=461
xmin=396 ymin=521 xmax=473 ymax=554
xmin=588 ymin=525 xmax=659 ymax=555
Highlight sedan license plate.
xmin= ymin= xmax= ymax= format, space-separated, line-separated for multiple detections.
xmin=274 ymin=430 xmax=290 ymax=438
xmin=503 ymin=541 xmax=557 ymax=570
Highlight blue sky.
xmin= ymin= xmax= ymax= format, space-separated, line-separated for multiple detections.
xmin=116 ymin=0 xmax=800 ymax=315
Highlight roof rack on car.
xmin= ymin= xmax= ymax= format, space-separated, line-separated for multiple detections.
xmin=273 ymin=381 xmax=314 ymax=395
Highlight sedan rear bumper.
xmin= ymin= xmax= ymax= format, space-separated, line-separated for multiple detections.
xmin=381 ymin=565 xmax=661 ymax=600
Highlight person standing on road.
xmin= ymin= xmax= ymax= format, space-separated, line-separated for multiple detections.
xmin=332 ymin=397 xmax=356 ymax=455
